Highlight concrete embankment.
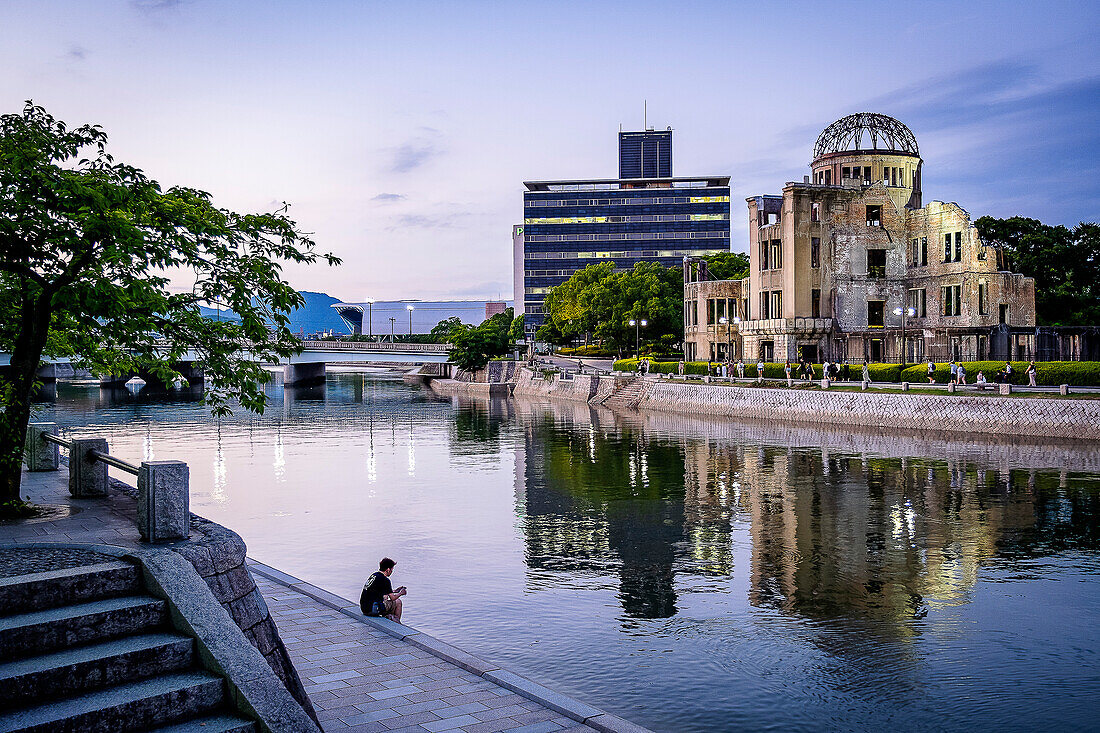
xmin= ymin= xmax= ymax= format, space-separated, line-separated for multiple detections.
xmin=510 ymin=368 xmax=1100 ymax=441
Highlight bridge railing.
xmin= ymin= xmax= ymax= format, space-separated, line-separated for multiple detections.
xmin=297 ymin=340 xmax=452 ymax=352
xmin=26 ymin=422 xmax=189 ymax=543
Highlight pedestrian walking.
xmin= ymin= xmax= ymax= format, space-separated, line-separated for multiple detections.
xmin=737 ymin=359 xmax=745 ymax=379
xmin=822 ymin=359 xmax=831 ymax=381
xmin=949 ymin=360 xmax=958 ymax=385
xmin=785 ymin=361 xmax=793 ymax=387
xmin=757 ymin=357 xmax=765 ymax=383
xmin=842 ymin=360 xmax=850 ymax=382
xmin=1005 ymin=361 xmax=1014 ymax=380
xmin=957 ymin=363 xmax=966 ymax=385
xmin=678 ymin=359 xmax=685 ymax=376
xmin=1026 ymin=360 xmax=1037 ymax=386
xmin=862 ymin=359 xmax=871 ymax=383
xmin=927 ymin=359 xmax=936 ymax=383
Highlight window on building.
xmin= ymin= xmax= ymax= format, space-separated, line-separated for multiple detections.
xmin=978 ymin=281 xmax=988 ymax=315
xmin=911 ymin=238 xmax=919 ymax=267
xmin=760 ymin=292 xmax=769 ymax=319
xmin=770 ymin=291 xmax=783 ymax=318
xmin=944 ymin=233 xmax=952 ymax=262
xmin=869 ymin=339 xmax=883 ymax=361
xmin=864 ymin=167 xmax=872 ymax=183
xmin=760 ymin=240 xmax=769 ymax=270
xmin=977 ymin=243 xmax=987 ymax=260
xmin=717 ymin=298 xmax=727 ymax=321
xmin=891 ymin=167 xmax=898 ymax=187
xmin=811 ymin=289 xmax=821 ymax=318
xmin=825 ymin=170 xmax=832 ymax=185
xmin=811 ymin=202 xmax=820 ymax=222
xmin=999 ymin=303 xmax=1009 ymax=324
xmin=868 ymin=300 xmax=885 ymax=328
xmin=866 ymin=205 xmax=882 ymax=227
xmin=707 ymin=299 xmax=716 ymax=325
xmin=811 ymin=237 xmax=821 ymax=268
xmin=921 ymin=237 xmax=928 ymax=266
xmin=770 ymin=240 xmax=782 ymax=269
xmin=908 ymin=288 xmax=927 ymax=317
xmin=942 ymin=285 xmax=962 ymax=316
xmin=954 ymin=232 xmax=962 ymax=262
xmin=691 ymin=301 xmax=698 ymax=326
xmin=883 ymin=168 xmax=890 ymax=185
xmin=867 ymin=249 xmax=887 ymax=278
xmin=842 ymin=166 xmax=851 ymax=180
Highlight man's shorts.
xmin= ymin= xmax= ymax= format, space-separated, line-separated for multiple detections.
xmin=368 ymin=598 xmax=395 ymax=617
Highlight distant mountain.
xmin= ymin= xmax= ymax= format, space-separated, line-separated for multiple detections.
xmin=197 ymin=291 xmax=349 ymax=336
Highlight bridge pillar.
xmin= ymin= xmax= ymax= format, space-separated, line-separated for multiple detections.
xmin=36 ymin=364 xmax=58 ymax=383
xmin=99 ymin=373 xmax=132 ymax=386
xmin=284 ymin=362 xmax=326 ymax=387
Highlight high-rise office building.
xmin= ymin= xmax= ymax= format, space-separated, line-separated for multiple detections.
xmin=619 ymin=129 xmax=672 ymax=178
xmin=516 ymin=128 xmax=731 ymax=335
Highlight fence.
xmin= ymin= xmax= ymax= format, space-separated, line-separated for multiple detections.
xmin=25 ymin=423 xmax=190 ymax=543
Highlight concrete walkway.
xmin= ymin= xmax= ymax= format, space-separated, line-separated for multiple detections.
xmin=1 ymin=468 xmax=648 ymax=733
xmin=250 ymin=563 xmax=621 ymax=733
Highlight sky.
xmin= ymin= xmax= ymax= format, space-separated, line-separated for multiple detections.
xmin=2 ymin=0 xmax=1098 ymax=301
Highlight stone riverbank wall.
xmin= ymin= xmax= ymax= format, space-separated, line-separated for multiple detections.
xmin=510 ymin=369 xmax=1100 ymax=441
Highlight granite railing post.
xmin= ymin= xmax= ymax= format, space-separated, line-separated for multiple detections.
xmin=69 ymin=438 xmax=108 ymax=497
xmin=138 ymin=460 xmax=190 ymax=542
xmin=25 ymin=422 xmax=60 ymax=471
xmin=1000 ymin=383 xmax=1012 ymax=395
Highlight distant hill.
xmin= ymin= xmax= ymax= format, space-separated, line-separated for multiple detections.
xmin=197 ymin=291 xmax=349 ymax=336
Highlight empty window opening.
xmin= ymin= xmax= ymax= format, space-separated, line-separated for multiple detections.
xmin=811 ymin=202 xmax=820 ymax=222
xmin=942 ymin=285 xmax=962 ymax=317
xmin=770 ymin=240 xmax=783 ymax=269
xmin=811 ymin=289 xmax=821 ymax=319
xmin=866 ymin=205 xmax=882 ymax=227
xmin=908 ymin=288 xmax=927 ymax=318
xmin=842 ymin=166 xmax=852 ymax=180
xmin=811 ymin=237 xmax=821 ymax=268
xmin=944 ymin=233 xmax=952 ymax=261
xmin=921 ymin=237 xmax=928 ymax=266
xmin=868 ymin=300 xmax=885 ymax=328
xmin=825 ymin=170 xmax=832 ymax=185
xmin=867 ymin=248 xmax=887 ymax=278
xmin=999 ymin=303 xmax=1009 ymax=324
xmin=954 ymin=231 xmax=962 ymax=262
xmin=978 ymin=282 xmax=988 ymax=315
xmin=770 ymin=290 xmax=783 ymax=318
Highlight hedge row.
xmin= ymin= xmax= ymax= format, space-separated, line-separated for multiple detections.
xmin=612 ymin=359 xmax=1100 ymax=386
xmin=900 ymin=361 xmax=1100 ymax=386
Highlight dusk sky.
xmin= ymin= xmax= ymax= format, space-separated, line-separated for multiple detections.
xmin=3 ymin=0 xmax=1097 ymax=301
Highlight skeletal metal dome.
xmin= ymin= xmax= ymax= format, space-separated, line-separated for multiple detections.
xmin=812 ymin=113 xmax=919 ymax=160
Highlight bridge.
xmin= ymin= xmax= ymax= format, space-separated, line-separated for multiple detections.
xmin=1 ymin=340 xmax=452 ymax=388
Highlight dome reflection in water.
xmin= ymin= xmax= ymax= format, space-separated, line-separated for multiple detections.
xmin=37 ymin=372 xmax=1100 ymax=733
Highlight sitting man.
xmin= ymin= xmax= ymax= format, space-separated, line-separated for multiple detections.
xmin=360 ymin=557 xmax=407 ymax=623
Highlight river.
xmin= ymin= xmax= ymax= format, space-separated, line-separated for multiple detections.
xmin=34 ymin=371 xmax=1100 ymax=733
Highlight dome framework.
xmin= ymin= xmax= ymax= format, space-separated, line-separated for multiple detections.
xmin=812 ymin=113 xmax=919 ymax=160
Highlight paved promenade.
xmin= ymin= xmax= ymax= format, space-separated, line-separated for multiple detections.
xmin=0 ymin=468 xmax=647 ymax=733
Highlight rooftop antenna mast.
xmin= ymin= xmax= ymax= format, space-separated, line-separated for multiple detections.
xmin=643 ymin=99 xmax=647 ymax=130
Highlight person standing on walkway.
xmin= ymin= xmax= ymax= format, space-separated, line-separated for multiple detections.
xmin=1026 ymin=360 xmax=1037 ymax=386
xmin=927 ymin=359 xmax=936 ymax=383
xmin=862 ymin=360 xmax=871 ymax=383
xmin=949 ymin=361 xmax=958 ymax=385
xmin=957 ymin=363 xmax=967 ymax=385
xmin=678 ymin=359 xmax=685 ymax=376
xmin=822 ymin=359 xmax=831 ymax=382
xmin=361 ymin=557 xmax=407 ymax=623
xmin=842 ymin=360 xmax=851 ymax=382
xmin=785 ymin=361 xmax=793 ymax=387
xmin=1005 ymin=361 xmax=1014 ymax=381
xmin=757 ymin=357 xmax=765 ymax=383
xmin=737 ymin=359 xmax=745 ymax=379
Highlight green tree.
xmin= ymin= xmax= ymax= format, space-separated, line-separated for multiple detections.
xmin=703 ymin=251 xmax=749 ymax=281
xmin=429 ymin=316 xmax=465 ymax=343
xmin=0 ymin=102 xmax=338 ymax=511
xmin=509 ymin=313 xmax=524 ymax=343
xmin=449 ymin=307 xmax=514 ymax=371
xmin=975 ymin=216 xmax=1100 ymax=326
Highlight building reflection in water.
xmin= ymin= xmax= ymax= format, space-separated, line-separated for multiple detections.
xmin=509 ymin=397 xmax=1100 ymax=628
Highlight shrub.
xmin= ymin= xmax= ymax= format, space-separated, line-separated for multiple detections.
xmin=900 ymin=361 xmax=1100 ymax=386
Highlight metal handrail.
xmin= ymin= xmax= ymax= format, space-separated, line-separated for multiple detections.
xmin=40 ymin=431 xmax=139 ymax=475
xmin=89 ymin=449 xmax=140 ymax=476
xmin=42 ymin=433 xmax=72 ymax=449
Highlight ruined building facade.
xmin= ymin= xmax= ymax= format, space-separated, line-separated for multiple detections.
xmin=685 ymin=113 xmax=1045 ymax=364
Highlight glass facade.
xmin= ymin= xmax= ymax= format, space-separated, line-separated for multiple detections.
xmin=521 ymin=178 xmax=731 ymax=331
xmin=618 ymin=130 xmax=673 ymax=178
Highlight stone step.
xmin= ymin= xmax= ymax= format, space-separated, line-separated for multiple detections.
xmin=0 ymin=632 xmax=194 ymax=710
xmin=0 ymin=595 xmax=166 ymax=661
xmin=149 ymin=713 xmax=257 ymax=733
xmin=0 ymin=561 xmax=141 ymax=618
xmin=0 ymin=670 xmax=228 ymax=733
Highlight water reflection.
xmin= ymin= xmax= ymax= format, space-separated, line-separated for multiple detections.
xmin=34 ymin=375 xmax=1100 ymax=733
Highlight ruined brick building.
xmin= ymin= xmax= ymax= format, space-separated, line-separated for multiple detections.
xmin=685 ymin=113 xmax=1053 ymax=364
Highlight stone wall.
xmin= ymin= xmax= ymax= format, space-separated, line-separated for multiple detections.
xmin=512 ymin=368 xmax=620 ymax=403
xmin=635 ymin=381 xmax=1100 ymax=441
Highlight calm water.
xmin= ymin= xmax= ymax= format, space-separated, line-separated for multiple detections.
xmin=35 ymin=373 xmax=1100 ymax=733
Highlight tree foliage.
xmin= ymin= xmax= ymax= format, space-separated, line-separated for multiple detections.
xmin=975 ymin=216 xmax=1100 ymax=326
xmin=702 ymin=251 xmax=749 ymax=281
xmin=536 ymin=261 xmax=683 ymax=353
xmin=429 ymin=316 xmax=465 ymax=344
xmin=449 ymin=307 xmax=514 ymax=371
xmin=0 ymin=102 xmax=339 ymax=507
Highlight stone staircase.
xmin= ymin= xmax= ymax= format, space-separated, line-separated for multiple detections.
xmin=600 ymin=375 xmax=650 ymax=410
xmin=0 ymin=559 xmax=255 ymax=733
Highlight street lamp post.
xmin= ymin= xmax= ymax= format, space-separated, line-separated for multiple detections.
xmin=363 ymin=298 xmax=374 ymax=340
xmin=893 ymin=306 xmax=916 ymax=367
xmin=389 ymin=317 xmax=396 ymax=342
xmin=406 ymin=304 xmax=414 ymax=338
xmin=628 ymin=318 xmax=647 ymax=359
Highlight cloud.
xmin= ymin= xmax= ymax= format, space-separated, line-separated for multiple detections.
xmin=371 ymin=193 xmax=406 ymax=203
xmin=389 ymin=214 xmax=453 ymax=230
xmin=441 ymin=281 xmax=510 ymax=299
xmin=131 ymin=0 xmax=183 ymax=10
xmin=65 ymin=45 xmax=88 ymax=62
xmin=388 ymin=128 xmax=445 ymax=173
